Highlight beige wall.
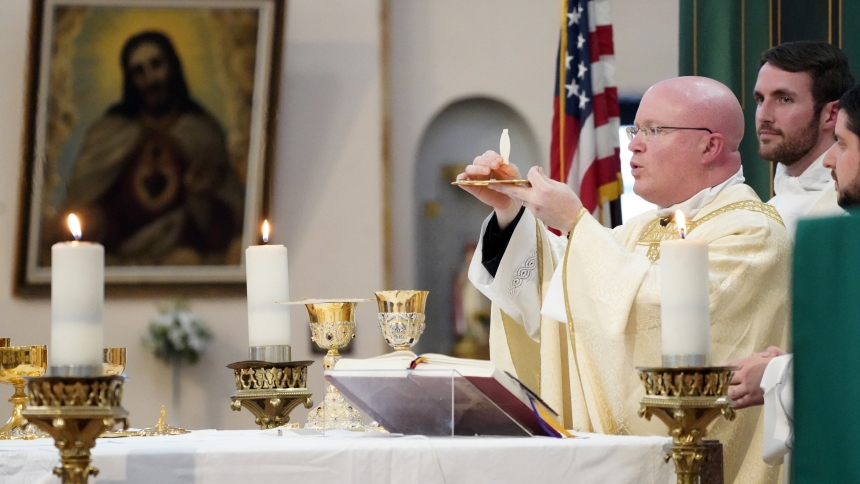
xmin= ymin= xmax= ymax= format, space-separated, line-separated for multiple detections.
xmin=0 ymin=0 xmax=386 ymax=430
xmin=388 ymin=0 xmax=679 ymax=289
xmin=0 ymin=0 xmax=676 ymax=429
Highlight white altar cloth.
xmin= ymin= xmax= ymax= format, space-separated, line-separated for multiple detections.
xmin=0 ymin=429 xmax=675 ymax=484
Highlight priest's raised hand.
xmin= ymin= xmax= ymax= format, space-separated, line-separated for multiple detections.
xmin=488 ymin=166 xmax=584 ymax=235
xmin=456 ymin=151 xmax=584 ymax=234
xmin=455 ymin=150 xmax=523 ymax=228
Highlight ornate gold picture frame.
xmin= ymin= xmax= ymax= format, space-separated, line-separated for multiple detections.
xmin=16 ymin=0 xmax=285 ymax=295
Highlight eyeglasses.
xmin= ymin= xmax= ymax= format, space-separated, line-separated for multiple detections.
xmin=625 ymin=126 xmax=713 ymax=141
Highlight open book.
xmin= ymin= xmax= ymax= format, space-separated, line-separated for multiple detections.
xmin=329 ymin=351 xmax=570 ymax=437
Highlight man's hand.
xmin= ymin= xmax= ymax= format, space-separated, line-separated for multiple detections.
xmin=489 ymin=166 xmax=584 ymax=233
xmin=724 ymin=346 xmax=787 ymax=410
xmin=456 ymin=151 xmax=523 ymax=227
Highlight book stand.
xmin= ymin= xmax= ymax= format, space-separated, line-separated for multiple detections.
xmin=325 ymin=369 xmax=537 ymax=437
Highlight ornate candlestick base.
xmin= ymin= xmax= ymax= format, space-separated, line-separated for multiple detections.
xmin=22 ymin=374 xmax=127 ymax=484
xmin=637 ymin=366 xmax=736 ymax=484
xmin=0 ymin=344 xmax=48 ymax=440
xmin=228 ymin=360 xmax=314 ymax=429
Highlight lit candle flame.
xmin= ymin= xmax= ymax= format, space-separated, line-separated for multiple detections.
xmin=675 ymin=210 xmax=686 ymax=239
xmin=68 ymin=214 xmax=82 ymax=241
xmin=262 ymin=220 xmax=270 ymax=244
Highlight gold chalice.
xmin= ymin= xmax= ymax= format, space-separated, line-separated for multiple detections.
xmin=297 ymin=299 xmax=368 ymax=430
xmin=0 ymin=344 xmax=48 ymax=439
xmin=374 ymin=290 xmax=428 ymax=351
xmin=102 ymin=347 xmax=126 ymax=376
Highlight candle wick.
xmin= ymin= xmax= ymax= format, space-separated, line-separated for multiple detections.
xmin=680 ymin=229 xmax=686 ymax=240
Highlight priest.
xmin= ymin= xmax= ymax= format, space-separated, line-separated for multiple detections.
xmin=456 ymin=77 xmax=789 ymax=484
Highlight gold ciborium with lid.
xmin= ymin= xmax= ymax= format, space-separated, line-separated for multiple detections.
xmin=296 ymin=299 xmax=368 ymax=430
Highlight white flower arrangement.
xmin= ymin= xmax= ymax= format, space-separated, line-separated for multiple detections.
xmin=142 ymin=300 xmax=213 ymax=364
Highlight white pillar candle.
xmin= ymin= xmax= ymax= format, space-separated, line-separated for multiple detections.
xmin=245 ymin=221 xmax=291 ymax=347
xmin=51 ymin=215 xmax=104 ymax=367
xmin=660 ymin=211 xmax=710 ymax=362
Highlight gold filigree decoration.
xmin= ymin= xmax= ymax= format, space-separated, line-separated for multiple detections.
xmin=233 ymin=365 xmax=308 ymax=390
xmin=27 ymin=377 xmax=124 ymax=408
xmin=637 ymin=201 xmax=785 ymax=262
xmin=638 ymin=367 xmax=733 ymax=398
xmin=309 ymin=321 xmax=356 ymax=353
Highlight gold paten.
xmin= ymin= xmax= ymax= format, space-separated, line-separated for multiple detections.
xmin=137 ymin=405 xmax=189 ymax=436
xmin=228 ymin=360 xmax=314 ymax=429
xmin=22 ymin=374 xmax=128 ymax=484
xmin=637 ymin=366 xmax=737 ymax=484
xmin=102 ymin=348 xmax=126 ymax=376
xmin=303 ymin=300 xmax=365 ymax=430
xmin=0 ymin=344 xmax=48 ymax=440
xmin=374 ymin=290 xmax=428 ymax=351
xmin=450 ymin=179 xmax=530 ymax=187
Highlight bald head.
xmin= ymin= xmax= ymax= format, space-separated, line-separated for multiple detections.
xmin=630 ymin=77 xmax=746 ymax=207
xmin=647 ymin=77 xmax=745 ymax=151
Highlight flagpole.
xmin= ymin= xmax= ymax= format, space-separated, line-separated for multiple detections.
xmin=558 ymin=0 xmax=568 ymax=184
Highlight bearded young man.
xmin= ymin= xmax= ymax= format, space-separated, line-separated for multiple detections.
xmin=457 ymin=77 xmax=789 ymax=484
xmin=754 ymin=41 xmax=854 ymax=236
xmin=824 ymin=86 xmax=860 ymax=208
xmin=725 ymin=86 xmax=860 ymax=483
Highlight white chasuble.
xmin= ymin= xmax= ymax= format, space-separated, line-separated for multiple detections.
xmin=469 ymin=184 xmax=790 ymax=484
xmin=769 ymin=153 xmax=845 ymax=238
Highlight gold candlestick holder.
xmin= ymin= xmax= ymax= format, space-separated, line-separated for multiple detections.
xmin=637 ymin=366 xmax=736 ymax=484
xmin=0 ymin=344 xmax=48 ymax=440
xmin=228 ymin=360 xmax=314 ymax=429
xmin=22 ymin=374 xmax=127 ymax=484
xmin=294 ymin=299 xmax=368 ymax=430
xmin=374 ymin=290 xmax=428 ymax=351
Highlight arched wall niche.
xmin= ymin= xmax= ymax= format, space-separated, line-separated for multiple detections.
xmin=412 ymin=96 xmax=540 ymax=355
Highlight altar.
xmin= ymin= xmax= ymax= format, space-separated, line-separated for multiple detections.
xmin=1 ymin=430 xmax=676 ymax=484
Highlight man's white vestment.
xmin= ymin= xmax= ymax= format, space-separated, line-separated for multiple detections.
xmin=470 ymin=184 xmax=790 ymax=484
xmin=769 ymin=153 xmax=844 ymax=237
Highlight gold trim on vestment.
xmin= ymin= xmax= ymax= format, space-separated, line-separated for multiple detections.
xmin=561 ymin=213 xmax=592 ymax=431
xmin=636 ymin=200 xmax=784 ymax=262
xmin=500 ymin=309 xmax=542 ymax=394
xmin=570 ymin=207 xmax=588 ymax=235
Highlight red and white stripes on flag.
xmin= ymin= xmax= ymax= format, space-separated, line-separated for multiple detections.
xmin=550 ymin=0 xmax=623 ymax=227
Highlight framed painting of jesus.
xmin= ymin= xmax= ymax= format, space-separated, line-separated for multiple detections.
xmin=15 ymin=0 xmax=285 ymax=294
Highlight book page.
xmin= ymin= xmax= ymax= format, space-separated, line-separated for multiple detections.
xmin=333 ymin=350 xmax=417 ymax=370
xmin=412 ymin=354 xmax=496 ymax=377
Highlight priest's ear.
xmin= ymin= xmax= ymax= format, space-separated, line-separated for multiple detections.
xmin=820 ymin=99 xmax=839 ymax=132
xmin=700 ymin=133 xmax=726 ymax=165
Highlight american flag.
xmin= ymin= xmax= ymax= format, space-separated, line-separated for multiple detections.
xmin=550 ymin=0 xmax=623 ymax=227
